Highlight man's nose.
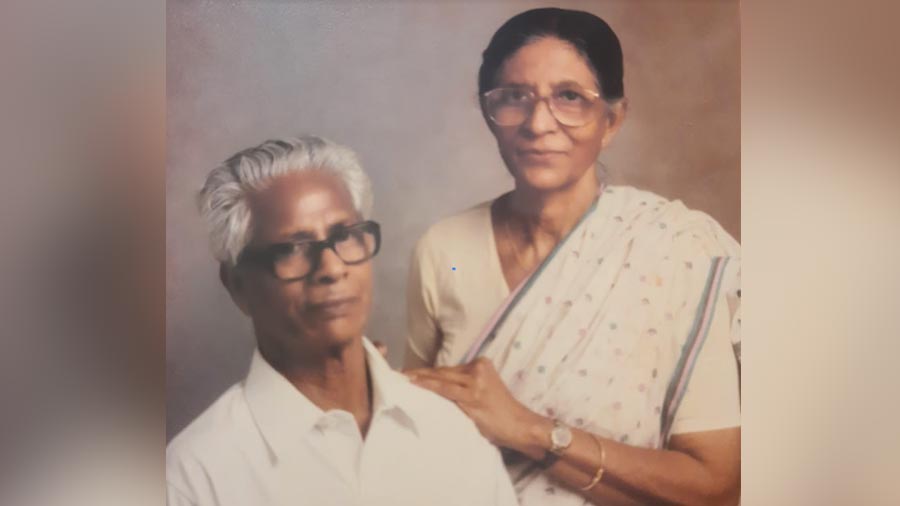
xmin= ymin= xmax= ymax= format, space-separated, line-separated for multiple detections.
xmin=311 ymin=246 xmax=347 ymax=284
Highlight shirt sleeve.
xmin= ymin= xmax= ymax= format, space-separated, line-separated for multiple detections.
xmin=467 ymin=424 xmax=518 ymax=506
xmin=404 ymin=234 xmax=442 ymax=368
xmin=166 ymin=483 xmax=198 ymax=506
xmin=490 ymin=449 xmax=519 ymax=506
xmin=670 ymin=256 xmax=741 ymax=434
xmin=166 ymin=442 xmax=204 ymax=506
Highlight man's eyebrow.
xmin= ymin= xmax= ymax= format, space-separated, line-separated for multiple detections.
xmin=281 ymin=220 xmax=355 ymax=242
xmin=285 ymin=230 xmax=317 ymax=242
xmin=326 ymin=220 xmax=356 ymax=236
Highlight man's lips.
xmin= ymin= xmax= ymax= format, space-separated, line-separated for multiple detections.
xmin=519 ymin=148 xmax=566 ymax=153
xmin=307 ymin=296 xmax=359 ymax=317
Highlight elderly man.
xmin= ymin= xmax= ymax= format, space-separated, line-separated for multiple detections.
xmin=166 ymin=136 xmax=518 ymax=506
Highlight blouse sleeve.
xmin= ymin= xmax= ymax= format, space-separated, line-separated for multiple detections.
xmin=404 ymin=234 xmax=442 ymax=368
xmin=670 ymin=212 xmax=741 ymax=434
xmin=670 ymin=256 xmax=741 ymax=434
xmin=726 ymin=261 xmax=742 ymax=374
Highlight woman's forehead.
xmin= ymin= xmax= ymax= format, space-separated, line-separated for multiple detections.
xmin=496 ymin=37 xmax=597 ymax=88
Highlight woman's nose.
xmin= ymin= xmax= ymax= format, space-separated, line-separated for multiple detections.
xmin=522 ymin=98 xmax=559 ymax=135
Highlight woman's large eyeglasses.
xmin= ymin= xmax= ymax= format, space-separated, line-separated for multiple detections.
xmin=238 ymin=220 xmax=381 ymax=281
xmin=481 ymin=84 xmax=604 ymax=127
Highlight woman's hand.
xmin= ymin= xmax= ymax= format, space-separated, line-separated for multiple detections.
xmin=371 ymin=340 xmax=389 ymax=358
xmin=405 ymin=358 xmax=544 ymax=454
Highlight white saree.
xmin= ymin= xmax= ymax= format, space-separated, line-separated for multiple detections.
xmin=407 ymin=185 xmax=741 ymax=505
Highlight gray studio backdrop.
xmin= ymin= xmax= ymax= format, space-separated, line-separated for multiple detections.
xmin=166 ymin=0 xmax=739 ymax=440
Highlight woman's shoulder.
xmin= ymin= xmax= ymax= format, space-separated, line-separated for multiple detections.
xmin=416 ymin=199 xmax=494 ymax=249
xmin=673 ymin=208 xmax=739 ymax=258
xmin=609 ymin=185 xmax=739 ymax=258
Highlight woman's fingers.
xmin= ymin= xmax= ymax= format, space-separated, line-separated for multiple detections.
xmin=401 ymin=367 xmax=430 ymax=378
xmin=410 ymin=376 xmax=473 ymax=403
xmin=371 ymin=340 xmax=388 ymax=358
xmin=405 ymin=367 xmax=473 ymax=387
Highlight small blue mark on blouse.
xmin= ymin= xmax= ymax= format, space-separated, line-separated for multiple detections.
xmin=451 ymin=266 xmax=456 ymax=271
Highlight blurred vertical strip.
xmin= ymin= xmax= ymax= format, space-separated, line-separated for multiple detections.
xmin=743 ymin=0 xmax=900 ymax=505
xmin=0 ymin=0 xmax=164 ymax=505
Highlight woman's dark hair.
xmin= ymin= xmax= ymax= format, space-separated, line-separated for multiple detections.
xmin=478 ymin=7 xmax=624 ymax=101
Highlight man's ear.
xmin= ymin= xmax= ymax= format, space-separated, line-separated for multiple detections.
xmin=600 ymin=97 xmax=628 ymax=150
xmin=220 ymin=262 xmax=251 ymax=316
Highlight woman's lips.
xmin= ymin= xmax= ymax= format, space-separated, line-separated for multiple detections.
xmin=517 ymin=149 xmax=567 ymax=161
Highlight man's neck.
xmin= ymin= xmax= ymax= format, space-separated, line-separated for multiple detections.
xmin=265 ymin=337 xmax=374 ymax=436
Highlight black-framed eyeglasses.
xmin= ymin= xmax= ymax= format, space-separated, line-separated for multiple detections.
xmin=238 ymin=220 xmax=381 ymax=281
xmin=481 ymin=83 xmax=604 ymax=127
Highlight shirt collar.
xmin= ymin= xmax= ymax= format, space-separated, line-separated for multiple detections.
xmin=243 ymin=337 xmax=420 ymax=460
xmin=361 ymin=338 xmax=421 ymax=437
xmin=243 ymin=347 xmax=323 ymax=461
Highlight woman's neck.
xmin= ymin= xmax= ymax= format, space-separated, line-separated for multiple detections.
xmin=507 ymin=168 xmax=601 ymax=242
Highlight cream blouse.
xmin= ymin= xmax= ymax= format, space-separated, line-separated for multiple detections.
xmin=405 ymin=188 xmax=740 ymax=435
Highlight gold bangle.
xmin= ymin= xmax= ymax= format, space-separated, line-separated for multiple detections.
xmin=579 ymin=435 xmax=606 ymax=492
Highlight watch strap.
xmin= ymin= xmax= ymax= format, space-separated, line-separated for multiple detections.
xmin=538 ymin=450 xmax=560 ymax=469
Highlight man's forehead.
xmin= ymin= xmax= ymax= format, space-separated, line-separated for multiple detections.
xmin=249 ymin=171 xmax=357 ymax=239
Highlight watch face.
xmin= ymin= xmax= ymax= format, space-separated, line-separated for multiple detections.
xmin=551 ymin=424 xmax=573 ymax=450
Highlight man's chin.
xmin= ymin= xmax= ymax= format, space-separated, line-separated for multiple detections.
xmin=312 ymin=320 xmax=364 ymax=347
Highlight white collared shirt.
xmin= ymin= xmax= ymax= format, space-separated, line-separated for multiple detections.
xmin=167 ymin=339 xmax=519 ymax=506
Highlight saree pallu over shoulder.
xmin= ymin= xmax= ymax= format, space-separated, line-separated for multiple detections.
xmin=470 ymin=186 xmax=739 ymax=504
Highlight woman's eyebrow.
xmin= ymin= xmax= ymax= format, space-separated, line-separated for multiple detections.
xmin=554 ymin=79 xmax=588 ymax=87
xmin=494 ymin=80 xmax=531 ymax=89
xmin=494 ymin=79 xmax=596 ymax=91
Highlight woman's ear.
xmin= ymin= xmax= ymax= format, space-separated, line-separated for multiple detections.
xmin=220 ymin=262 xmax=251 ymax=317
xmin=600 ymin=97 xmax=628 ymax=150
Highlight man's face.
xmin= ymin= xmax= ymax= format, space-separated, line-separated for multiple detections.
xmin=228 ymin=170 xmax=374 ymax=360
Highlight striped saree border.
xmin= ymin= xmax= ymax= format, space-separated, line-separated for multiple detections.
xmin=660 ymin=256 xmax=730 ymax=446
xmin=459 ymin=272 xmax=531 ymax=364
xmin=458 ymin=190 xmax=603 ymax=365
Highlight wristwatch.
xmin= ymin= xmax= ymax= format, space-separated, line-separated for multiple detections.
xmin=539 ymin=420 xmax=573 ymax=468
xmin=549 ymin=420 xmax=574 ymax=455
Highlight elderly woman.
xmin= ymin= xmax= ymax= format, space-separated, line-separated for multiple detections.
xmin=404 ymin=8 xmax=740 ymax=506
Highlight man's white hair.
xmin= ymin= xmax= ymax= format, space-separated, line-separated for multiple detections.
xmin=197 ymin=135 xmax=374 ymax=266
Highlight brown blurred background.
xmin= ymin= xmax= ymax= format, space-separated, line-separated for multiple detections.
xmin=166 ymin=0 xmax=739 ymax=440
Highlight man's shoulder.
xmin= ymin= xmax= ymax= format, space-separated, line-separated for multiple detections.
xmin=166 ymin=383 xmax=263 ymax=504
xmin=385 ymin=370 xmax=514 ymax=499
xmin=389 ymin=370 xmax=488 ymax=443
xmin=167 ymin=383 xmax=253 ymax=465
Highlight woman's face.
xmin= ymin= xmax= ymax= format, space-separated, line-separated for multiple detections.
xmin=486 ymin=36 xmax=624 ymax=193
